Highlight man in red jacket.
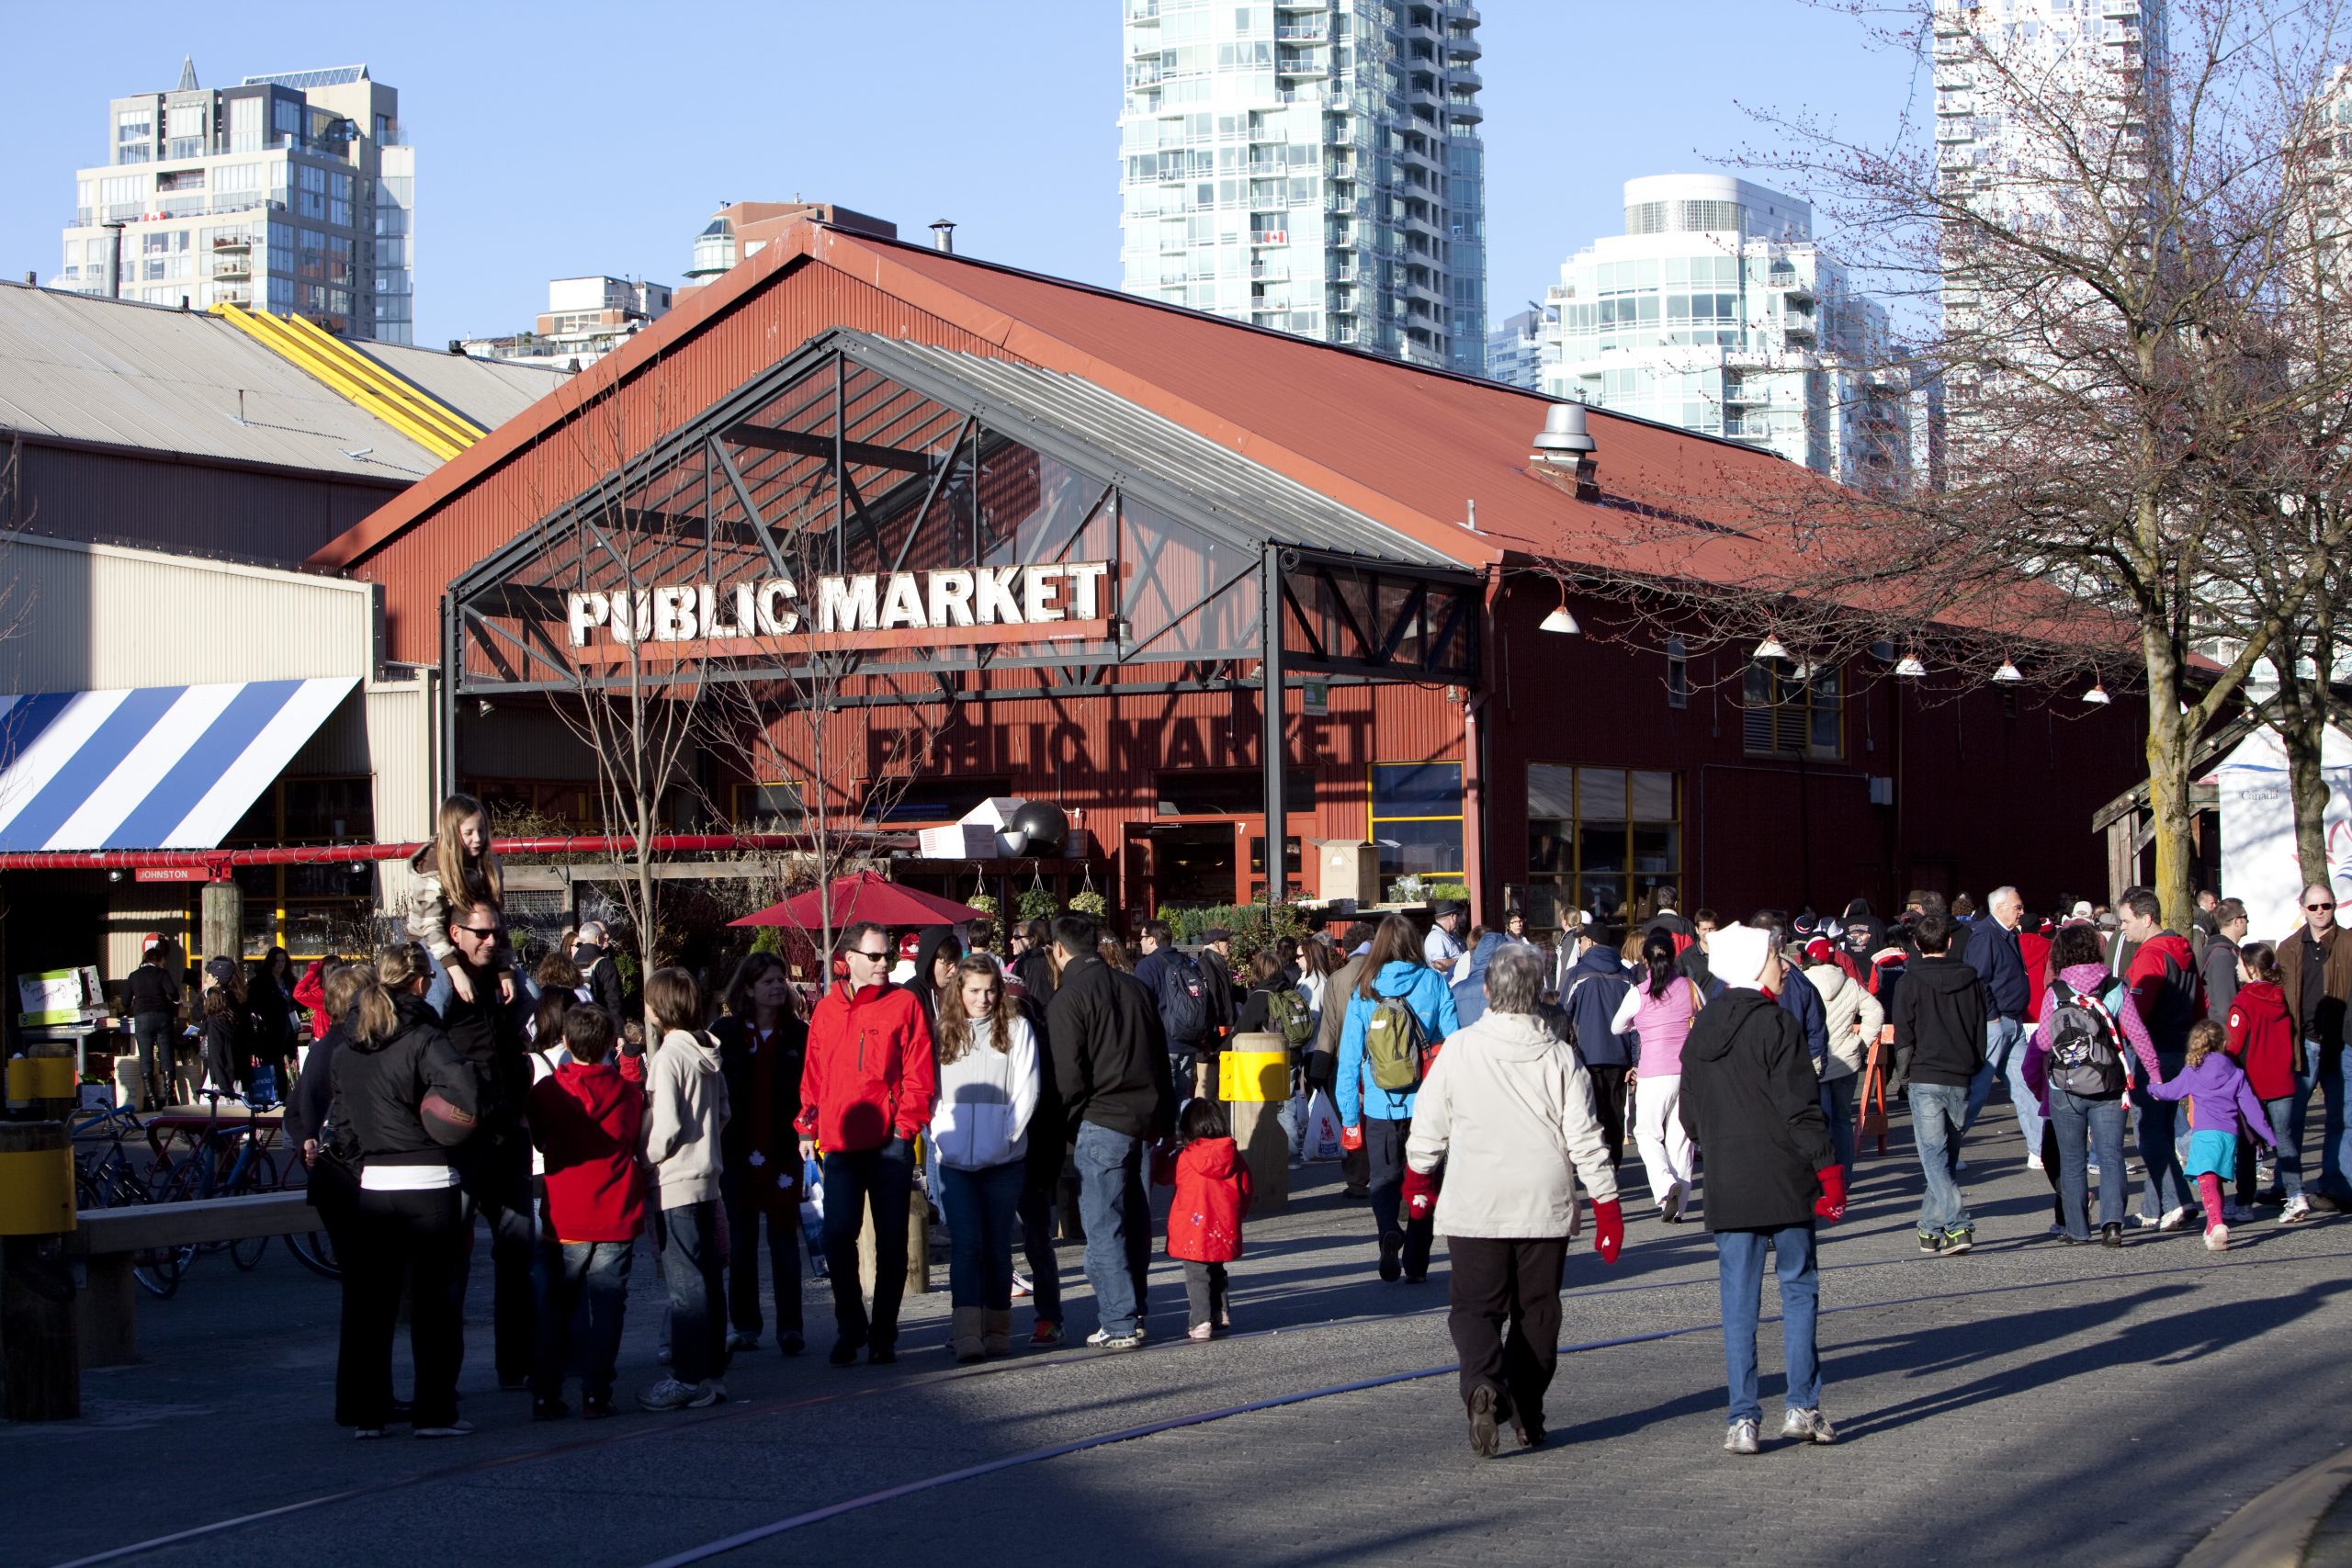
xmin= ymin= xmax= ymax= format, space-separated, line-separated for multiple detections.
xmin=796 ymin=921 xmax=938 ymax=1367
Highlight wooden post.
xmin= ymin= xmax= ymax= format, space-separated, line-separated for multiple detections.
xmin=855 ymin=1183 xmax=931 ymax=1299
xmin=0 ymin=1122 xmax=78 ymax=1421
xmin=200 ymin=880 xmax=242 ymax=968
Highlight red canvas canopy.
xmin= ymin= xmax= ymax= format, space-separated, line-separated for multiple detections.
xmin=729 ymin=871 xmax=988 ymax=931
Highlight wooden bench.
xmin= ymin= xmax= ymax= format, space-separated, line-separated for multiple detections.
xmin=67 ymin=1191 xmax=319 ymax=1367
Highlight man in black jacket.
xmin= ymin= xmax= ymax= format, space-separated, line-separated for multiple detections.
xmin=124 ymin=938 xmax=185 ymax=1111
xmin=572 ymin=923 xmax=628 ymax=1021
xmin=443 ymin=909 xmax=537 ymax=1389
xmin=1891 ymin=913 xmax=1986 ymax=1256
xmin=1047 ymin=912 xmax=1173 ymax=1350
xmin=1678 ymin=923 xmax=1841 ymax=1455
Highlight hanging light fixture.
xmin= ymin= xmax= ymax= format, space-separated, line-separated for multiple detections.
xmin=1790 ymin=660 xmax=1819 ymax=682
xmin=1894 ymin=653 xmax=1928 ymax=678
xmin=1539 ymin=577 xmax=1580 ymax=635
xmin=1994 ymin=659 xmax=2023 ymax=683
xmin=2083 ymin=681 xmax=2111 ymax=705
xmin=1755 ymin=634 xmax=1791 ymax=661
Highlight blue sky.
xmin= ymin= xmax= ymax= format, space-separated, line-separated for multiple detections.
xmin=0 ymin=1 xmax=1929 ymax=348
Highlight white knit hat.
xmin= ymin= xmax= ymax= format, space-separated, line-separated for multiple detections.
xmin=1709 ymin=924 xmax=1773 ymax=990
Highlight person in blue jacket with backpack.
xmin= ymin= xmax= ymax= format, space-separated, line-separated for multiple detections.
xmin=1339 ymin=914 xmax=1463 ymax=1282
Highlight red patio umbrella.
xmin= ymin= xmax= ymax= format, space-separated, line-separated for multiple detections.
xmin=729 ymin=871 xmax=989 ymax=931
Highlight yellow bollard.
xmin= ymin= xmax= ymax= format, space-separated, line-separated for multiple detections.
xmin=1218 ymin=1032 xmax=1291 ymax=1216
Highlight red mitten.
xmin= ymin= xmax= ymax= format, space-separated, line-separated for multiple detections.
xmin=1592 ymin=1199 xmax=1624 ymax=1266
xmin=1340 ymin=1123 xmax=1365 ymax=1153
xmin=1814 ymin=1163 xmax=1848 ymax=1224
xmin=1400 ymin=1165 xmax=1439 ymax=1222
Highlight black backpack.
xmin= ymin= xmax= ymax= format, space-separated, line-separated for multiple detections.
xmin=2045 ymin=976 xmax=2127 ymax=1098
xmin=1153 ymin=951 xmax=1211 ymax=1046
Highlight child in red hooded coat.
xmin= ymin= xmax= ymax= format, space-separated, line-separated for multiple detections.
xmin=1163 ymin=1098 xmax=1252 ymax=1341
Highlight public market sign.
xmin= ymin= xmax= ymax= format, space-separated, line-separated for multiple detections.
xmin=564 ymin=562 xmax=1113 ymax=660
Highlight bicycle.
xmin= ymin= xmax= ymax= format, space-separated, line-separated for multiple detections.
xmin=145 ymin=1090 xmax=286 ymax=1274
xmin=70 ymin=1104 xmax=196 ymax=1297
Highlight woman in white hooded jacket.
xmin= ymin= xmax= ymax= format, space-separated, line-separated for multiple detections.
xmin=930 ymin=956 xmax=1040 ymax=1362
xmin=1801 ymin=937 xmax=1883 ymax=1177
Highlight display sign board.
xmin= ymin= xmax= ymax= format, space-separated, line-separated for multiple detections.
xmin=2215 ymin=724 xmax=2352 ymax=938
xmin=564 ymin=562 xmax=1114 ymax=664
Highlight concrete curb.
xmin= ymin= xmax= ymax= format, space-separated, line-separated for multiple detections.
xmin=2181 ymin=1449 xmax=2352 ymax=1568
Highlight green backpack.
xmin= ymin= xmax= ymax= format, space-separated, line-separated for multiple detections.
xmin=1264 ymin=986 xmax=1314 ymax=1049
xmin=1363 ymin=995 xmax=1431 ymax=1092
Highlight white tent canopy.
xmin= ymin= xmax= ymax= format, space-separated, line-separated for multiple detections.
xmin=2214 ymin=724 xmax=2352 ymax=940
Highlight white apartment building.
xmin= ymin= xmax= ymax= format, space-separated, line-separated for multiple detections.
xmin=1117 ymin=0 xmax=1488 ymax=374
xmin=1539 ymin=175 xmax=1908 ymax=490
xmin=1484 ymin=304 xmax=1546 ymax=389
xmin=54 ymin=60 xmax=413 ymax=343
xmin=461 ymin=276 xmax=673 ymax=369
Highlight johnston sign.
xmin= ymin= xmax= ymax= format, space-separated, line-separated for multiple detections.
xmin=565 ymin=562 xmax=1114 ymax=656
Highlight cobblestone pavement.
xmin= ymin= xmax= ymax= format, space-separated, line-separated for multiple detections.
xmin=8 ymin=1109 xmax=2352 ymax=1568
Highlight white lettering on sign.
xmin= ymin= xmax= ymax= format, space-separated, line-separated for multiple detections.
xmin=564 ymin=563 xmax=1112 ymax=649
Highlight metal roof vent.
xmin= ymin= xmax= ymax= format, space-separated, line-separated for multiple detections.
xmin=1532 ymin=400 xmax=1600 ymax=498
xmin=931 ymin=220 xmax=956 ymax=254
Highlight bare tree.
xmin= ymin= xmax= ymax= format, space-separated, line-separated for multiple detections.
xmin=1544 ymin=0 xmax=2352 ymax=928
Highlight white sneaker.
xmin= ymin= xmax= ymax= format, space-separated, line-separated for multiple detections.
xmin=639 ymin=1377 xmax=705 ymax=1412
xmin=1011 ymin=1271 xmax=1034 ymax=1298
xmin=2281 ymin=1195 xmax=2312 ymax=1224
xmin=2026 ymin=1154 xmax=2044 ymax=1171
xmin=2159 ymin=1206 xmax=2190 ymax=1232
xmin=2204 ymin=1224 xmax=2229 ymax=1252
xmin=2223 ymin=1202 xmax=2255 ymax=1224
xmin=1724 ymin=1417 xmax=1760 ymax=1456
xmin=1780 ymin=1406 xmax=1836 ymax=1444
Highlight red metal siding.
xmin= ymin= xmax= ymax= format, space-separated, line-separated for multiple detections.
xmin=1479 ymin=581 xmax=2144 ymax=921
xmin=352 ymin=267 xmax=1015 ymax=664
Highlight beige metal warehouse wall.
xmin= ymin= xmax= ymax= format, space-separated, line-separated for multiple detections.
xmin=0 ymin=534 xmax=379 ymax=691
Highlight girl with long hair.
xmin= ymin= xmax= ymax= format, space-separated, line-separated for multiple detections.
xmin=1338 ymin=913 xmax=1460 ymax=1281
xmin=930 ymin=955 xmax=1040 ymax=1360
xmin=714 ymin=951 xmax=810 ymax=1357
xmin=1609 ymin=931 xmax=1705 ymax=1222
xmin=640 ymin=967 xmax=730 ymax=1411
xmin=406 ymin=794 xmax=514 ymax=1011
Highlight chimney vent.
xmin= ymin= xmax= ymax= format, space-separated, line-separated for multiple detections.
xmin=1532 ymin=401 xmax=1600 ymax=498
xmin=931 ymin=220 xmax=956 ymax=254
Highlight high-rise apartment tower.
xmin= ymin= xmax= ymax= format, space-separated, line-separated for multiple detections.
xmin=1117 ymin=0 xmax=1487 ymax=373
xmin=56 ymin=60 xmax=413 ymax=343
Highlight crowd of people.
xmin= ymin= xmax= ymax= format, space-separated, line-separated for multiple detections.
xmin=200 ymin=795 xmax=2349 ymax=1460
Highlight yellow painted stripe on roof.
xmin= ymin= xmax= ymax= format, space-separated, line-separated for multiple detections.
xmin=209 ymin=303 xmax=481 ymax=462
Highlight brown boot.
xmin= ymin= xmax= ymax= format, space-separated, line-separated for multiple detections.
xmin=951 ymin=1306 xmax=985 ymax=1364
xmin=982 ymin=1308 xmax=1013 ymax=1358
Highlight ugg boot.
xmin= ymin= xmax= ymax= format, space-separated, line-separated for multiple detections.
xmin=951 ymin=1306 xmax=986 ymax=1364
xmin=982 ymin=1308 xmax=1013 ymax=1358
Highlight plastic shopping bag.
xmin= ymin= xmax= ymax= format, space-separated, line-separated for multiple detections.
xmin=799 ymin=1153 xmax=828 ymax=1277
xmin=1303 ymin=1089 xmax=1345 ymax=1163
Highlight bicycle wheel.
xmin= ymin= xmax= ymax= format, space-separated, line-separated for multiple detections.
xmin=228 ymin=1159 xmax=270 ymax=1271
xmin=287 ymin=1223 xmax=339 ymax=1280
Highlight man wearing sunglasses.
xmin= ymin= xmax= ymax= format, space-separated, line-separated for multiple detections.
xmin=796 ymin=921 xmax=937 ymax=1366
xmin=2278 ymin=884 xmax=2352 ymax=1222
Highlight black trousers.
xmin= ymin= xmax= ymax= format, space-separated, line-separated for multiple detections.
xmin=1017 ymin=1148 xmax=1064 ymax=1325
xmin=1363 ymin=1115 xmax=1434 ymax=1279
xmin=1446 ymin=1235 xmax=1568 ymax=1430
xmin=1587 ymin=1066 xmax=1630 ymax=1168
xmin=723 ymin=1170 xmax=804 ymax=1340
xmin=1183 ymin=1260 xmax=1229 ymax=1328
xmin=339 ymin=1184 xmax=467 ymax=1428
xmin=131 ymin=1012 xmax=175 ymax=1110
xmin=458 ymin=1135 xmax=537 ymax=1386
xmin=820 ymin=1144 xmax=914 ymax=1350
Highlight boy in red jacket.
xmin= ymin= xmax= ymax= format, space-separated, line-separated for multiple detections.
xmin=526 ymin=1005 xmax=646 ymax=1420
xmin=795 ymin=921 xmax=938 ymax=1367
xmin=2225 ymin=942 xmax=2301 ymax=1214
xmin=1164 ymin=1098 xmax=1252 ymax=1340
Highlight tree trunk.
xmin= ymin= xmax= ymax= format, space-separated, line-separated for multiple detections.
xmin=2285 ymin=702 xmax=2332 ymax=892
xmin=2143 ymin=637 xmax=2198 ymax=931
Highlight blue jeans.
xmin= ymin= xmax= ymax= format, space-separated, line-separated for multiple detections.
xmin=2137 ymin=1080 xmax=2192 ymax=1220
xmin=533 ymin=1238 xmax=632 ymax=1402
xmin=1908 ymin=1083 xmax=1971 ymax=1234
xmin=1715 ymin=1224 xmax=1821 ymax=1425
xmin=1966 ymin=1016 xmax=2040 ymax=1152
xmin=1073 ymin=1122 xmax=1152 ymax=1337
xmin=2271 ymin=1074 xmax=2310 ymax=1201
xmin=2048 ymin=1088 xmax=2127 ymax=1236
xmin=1819 ymin=1074 xmax=1858 ymax=1176
xmin=2312 ymin=1043 xmax=2352 ymax=1204
xmin=656 ymin=1201 xmax=725 ymax=1384
xmin=820 ymin=1141 xmax=915 ymax=1350
xmin=937 ymin=1160 xmax=1025 ymax=1310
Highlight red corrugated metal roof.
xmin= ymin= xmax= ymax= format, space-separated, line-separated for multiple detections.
xmin=314 ymin=221 xmax=2076 ymax=648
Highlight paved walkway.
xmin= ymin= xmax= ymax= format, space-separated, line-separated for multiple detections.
xmin=9 ymin=1108 xmax=2352 ymax=1568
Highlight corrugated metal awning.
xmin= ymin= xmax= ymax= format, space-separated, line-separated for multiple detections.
xmin=0 ymin=678 xmax=356 ymax=852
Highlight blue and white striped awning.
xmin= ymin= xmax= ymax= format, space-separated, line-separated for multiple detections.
xmin=0 ymin=679 xmax=358 ymax=852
